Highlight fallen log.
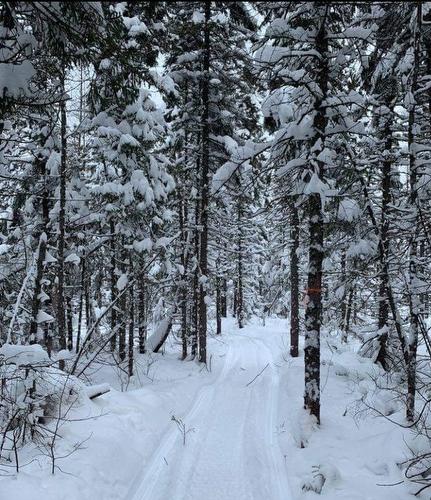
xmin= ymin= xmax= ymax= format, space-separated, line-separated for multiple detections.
xmin=86 ymin=383 xmax=110 ymax=400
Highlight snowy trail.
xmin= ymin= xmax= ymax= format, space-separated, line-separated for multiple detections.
xmin=0 ymin=319 xmax=413 ymax=500
xmin=129 ymin=328 xmax=291 ymax=500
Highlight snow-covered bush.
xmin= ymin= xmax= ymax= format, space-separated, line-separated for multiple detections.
xmin=0 ymin=344 xmax=85 ymax=472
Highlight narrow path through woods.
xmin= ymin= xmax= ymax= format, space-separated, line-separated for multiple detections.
xmin=128 ymin=327 xmax=292 ymax=500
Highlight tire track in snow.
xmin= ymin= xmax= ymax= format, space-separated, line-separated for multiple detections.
xmin=128 ymin=330 xmax=293 ymax=500
xmin=127 ymin=345 xmax=233 ymax=500
xmin=165 ymin=345 xmax=252 ymax=500
xmin=259 ymin=340 xmax=294 ymax=500
xmin=238 ymin=333 xmax=292 ymax=500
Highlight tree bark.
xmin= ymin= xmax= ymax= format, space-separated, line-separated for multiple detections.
xmin=221 ymin=278 xmax=227 ymax=317
xmin=118 ymin=247 xmax=126 ymax=362
xmin=76 ymin=255 xmax=85 ymax=353
xmin=216 ymin=274 xmax=222 ymax=335
xmin=29 ymin=155 xmax=49 ymax=345
xmin=233 ymin=281 xmax=238 ymax=318
xmin=198 ymin=0 xmax=211 ymax=364
xmin=57 ymin=66 xmax=67 ymax=369
xmin=376 ymin=112 xmax=392 ymax=370
xmin=110 ymin=219 xmax=117 ymax=352
xmin=303 ymin=7 xmax=328 ymax=424
xmin=289 ymin=197 xmax=299 ymax=357
xmin=406 ymin=3 xmax=421 ymax=422
xmin=128 ymin=255 xmax=134 ymax=378
xmin=342 ymin=286 xmax=354 ymax=343
xmin=191 ymin=194 xmax=199 ymax=358
xmin=66 ymin=295 xmax=73 ymax=351
xmin=179 ymin=195 xmax=188 ymax=358
xmin=236 ymin=190 xmax=244 ymax=329
xmin=138 ymin=277 xmax=147 ymax=354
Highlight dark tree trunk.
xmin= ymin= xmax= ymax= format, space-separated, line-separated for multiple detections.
xmin=110 ymin=219 xmax=117 ymax=352
xmin=128 ymin=256 xmax=134 ymax=378
xmin=376 ymin=112 xmax=393 ymax=371
xmin=406 ymin=6 xmax=420 ymax=422
xmin=303 ymin=8 xmax=328 ymax=424
xmin=29 ymin=156 xmax=49 ymax=345
xmin=289 ymin=197 xmax=299 ymax=357
xmin=216 ymin=275 xmax=222 ymax=335
xmin=191 ymin=194 xmax=199 ymax=358
xmin=85 ymin=270 xmax=92 ymax=336
xmin=304 ymin=196 xmax=324 ymax=424
xmin=76 ymin=255 xmax=85 ymax=353
xmin=118 ymin=314 xmax=126 ymax=362
xmin=181 ymin=289 xmax=188 ymax=358
xmin=44 ymin=324 xmax=52 ymax=358
xmin=29 ymin=233 xmax=47 ymax=344
xmin=352 ymin=287 xmax=358 ymax=325
xmin=198 ymin=1 xmax=211 ymax=364
xmin=118 ymin=249 xmax=126 ymax=363
xmin=57 ymin=67 xmax=67 ymax=369
xmin=233 ymin=281 xmax=238 ymax=318
xmin=237 ymin=192 xmax=244 ymax=329
xmin=179 ymin=196 xmax=188 ymax=358
xmin=342 ymin=286 xmax=354 ymax=343
xmin=340 ymin=250 xmax=347 ymax=330
xmin=138 ymin=278 xmax=147 ymax=354
xmin=237 ymin=247 xmax=244 ymax=329
xmin=66 ymin=295 xmax=73 ymax=351
xmin=221 ymin=278 xmax=227 ymax=317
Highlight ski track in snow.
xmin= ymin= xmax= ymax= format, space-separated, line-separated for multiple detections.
xmin=128 ymin=329 xmax=291 ymax=500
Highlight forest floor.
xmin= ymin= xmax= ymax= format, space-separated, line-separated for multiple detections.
xmin=0 ymin=318 xmax=417 ymax=500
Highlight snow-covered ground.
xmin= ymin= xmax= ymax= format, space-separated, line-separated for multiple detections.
xmin=0 ymin=318 xmax=415 ymax=499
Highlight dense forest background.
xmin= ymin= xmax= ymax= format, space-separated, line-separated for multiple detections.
xmin=2 ymin=2 xmax=431 ymax=498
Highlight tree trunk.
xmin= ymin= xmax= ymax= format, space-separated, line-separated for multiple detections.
xmin=406 ymin=4 xmax=421 ymax=422
xmin=128 ymin=256 xmax=134 ymax=378
xmin=342 ymin=286 xmax=354 ymax=343
xmin=138 ymin=278 xmax=147 ymax=354
xmin=29 ymin=234 xmax=47 ymax=345
xmin=29 ymin=155 xmax=50 ymax=345
xmin=198 ymin=0 xmax=211 ymax=364
xmin=340 ymin=250 xmax=347 ymax=330
xmin=216 ymin=274 xmax=222 ymax=335
xmin=66 ymin=295 xmax=73 ymax=351
xmin=376 ymin=117 xmax=392 ymax=370
xmin=237 ymin=191 xmax=244 ymax=329
xmin=191 ymin=194 xmax=199 ymax=358
xmin=110 ymin=219 xmax=117 ymax=352
xmin=303 ymin=8 xmax=328 ymax=424
xmin=289 ymin=197 xmax=299 ymax=357
xmin=179 ymin=196 xmax=188 ymax=358
xmin=233 ymin=281 xmax=238 ymax=318
xmin=57 ymin=66 xmax=67 ymax=369
xmin=221 ymin=278 xmax=227 ymax=317
xmin=85 ymin=270 xmax=92 ymax=336
xmin=375 ymin=74 xmax=397 ymax=370
xmin=118 ymin=247 xmax=126 ymax=363
xmin=76 ymin=255 xmax=85 ymax=353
